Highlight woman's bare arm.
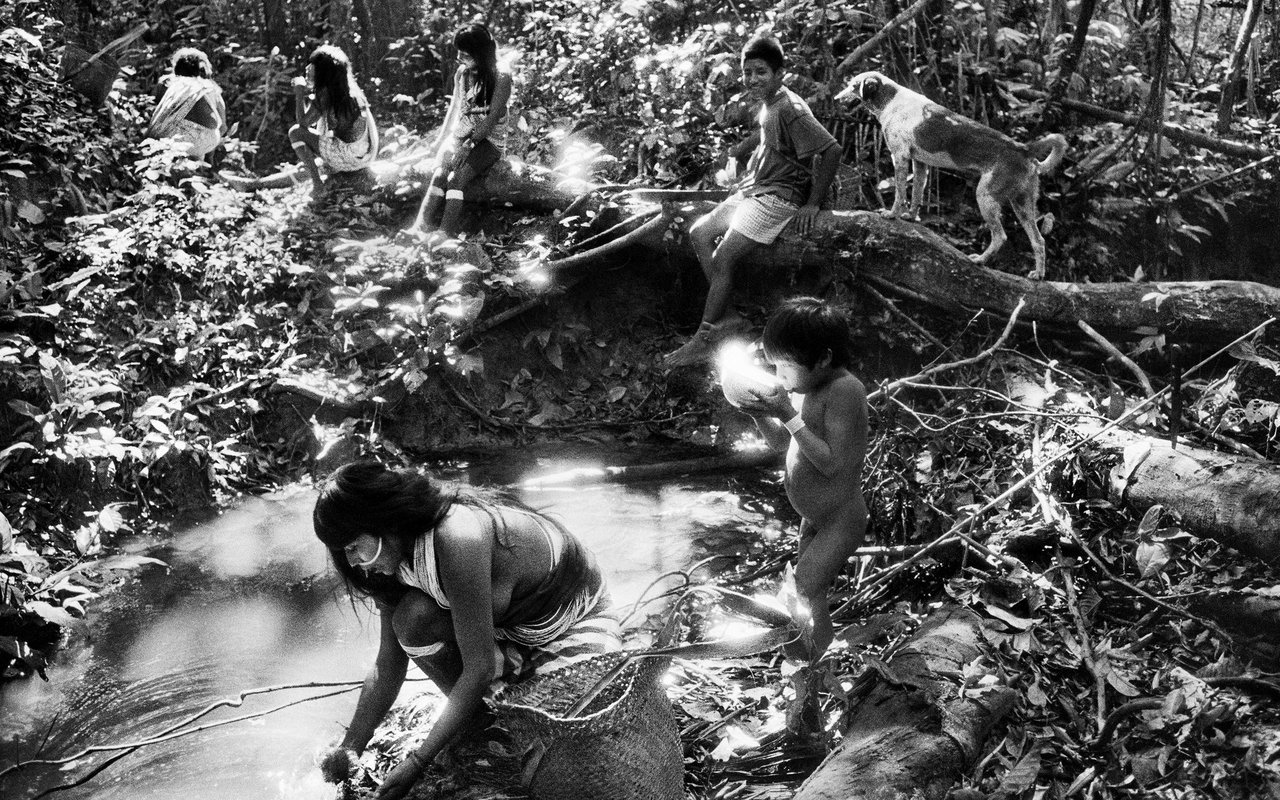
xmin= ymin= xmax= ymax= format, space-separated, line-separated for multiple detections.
xmin=341 ymin=610 xmax=408 ymax=753
xmin=398 ymin=508 xmax=495 ymax=775
xmin=431 ymin=68 xmax=467 ymax=159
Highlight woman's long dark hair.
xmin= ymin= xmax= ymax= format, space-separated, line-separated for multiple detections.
xmin=314 ymin=461 xmax=552 ymax=605
xmin=454 ymin=23 xmax=498 ymax=107
xmin=309 ymin=45 xmax=366 ymax=128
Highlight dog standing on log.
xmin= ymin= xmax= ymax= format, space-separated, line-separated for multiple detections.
xmin=836 ymin=71 xmax=1067 ymax=279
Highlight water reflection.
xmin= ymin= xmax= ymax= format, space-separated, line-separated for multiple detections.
xmin=0 ymin=461 xmax=777 ymax=799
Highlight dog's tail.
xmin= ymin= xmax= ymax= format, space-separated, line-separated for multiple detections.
xmin=1031 ymin=134 xmax=1068 ymax=175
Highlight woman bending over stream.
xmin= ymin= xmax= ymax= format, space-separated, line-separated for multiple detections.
xmin=313 ymin=461 xmax=620 ymax=800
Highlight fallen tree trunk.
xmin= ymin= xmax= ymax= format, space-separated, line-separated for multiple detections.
xmin=795 ymin=606 xmax=1013 ymax=799
xmin=356 ymin=163 xmax=1280 ymax=344
xmin=1098 ymin=434 xmax=1280 ymax=564
xmin=1186 ymin=591 xmax=1280 ymax=663
xmin=1011 ymin=87 xmax=1274 ymax=161
xmin=547 ymin=204 xmax=1280 ymax=344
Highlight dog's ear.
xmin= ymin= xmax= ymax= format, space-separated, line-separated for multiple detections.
xmin=860 ymin=75 xmax=881 ymax=103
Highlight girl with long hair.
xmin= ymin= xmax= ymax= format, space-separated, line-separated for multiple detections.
xmin=288 ymin=45 xmax=380 ymax=192
xmin=313 ymin=462 xmax=620 ymax=799
xmin=409 ymin=23 xmax=512 ymax=240
xmin=147 ymin=47 xmax=227 ymax=160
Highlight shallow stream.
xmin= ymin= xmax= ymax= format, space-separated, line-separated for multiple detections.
xmin=0 ymin=450 xmax=779 ymax=799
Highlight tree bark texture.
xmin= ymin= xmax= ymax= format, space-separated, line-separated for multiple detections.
xmin=261 ymin=0 xmax=288 ymax=50
xmin=1011 ymin=87 xmax=1274 ymax=160
xmin=1217 ymin=0 xmax=1266 ymax=133
xmin=1045 ymin=0 xmax=1099 ymax=114
xmin=1103 ymin=436 xmax=1280 ymax=565
xmin=723 ymin=210 xmax=1280 ymax=345
xmin=1186 ymin=591 xmax=1280 ymax=663
xmin=794 ymin=607 xmax=1014 ymax=800
xmin=350 ymin=0 xmax=420 ymax=78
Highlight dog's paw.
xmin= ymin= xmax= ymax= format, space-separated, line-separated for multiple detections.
xmin=881 ymin=208 xmax=904 ymax=219
xmin=967 ymin=253 xmax=988 ymax=264
xmin=1027 ymin=267 xmax=1046 ymax=280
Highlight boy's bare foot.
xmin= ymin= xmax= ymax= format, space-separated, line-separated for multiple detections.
xmin=663 ymin=325 xmax=717 ymax=367
xmin=425 ymin=231 xmax=453 ymax=253
xmin=663 ymin=314 xmax=750 ymax=367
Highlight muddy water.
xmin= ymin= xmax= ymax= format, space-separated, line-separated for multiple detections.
xmin=0 ymin=455 xmax=779 ymax=799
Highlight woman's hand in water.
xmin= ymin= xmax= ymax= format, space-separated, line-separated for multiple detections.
xmin=318 ymin=746 xmax=358 ymax=783
xmin=375 ymin=755 xmax=425 ymax=800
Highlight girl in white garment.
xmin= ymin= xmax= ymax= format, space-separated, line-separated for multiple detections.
xmin=147 ymin=48 xmax=227 ymax=160
xmin=287 ymin=45 xmax=379 ymax=194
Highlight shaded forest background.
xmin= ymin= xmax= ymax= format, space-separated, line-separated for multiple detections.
xmin=4 ymin=0 xmax=1280 ymax=797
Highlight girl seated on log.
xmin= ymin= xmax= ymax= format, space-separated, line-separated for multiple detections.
xmin=290 ymin=45 xmax=380 ymax=193
xmin=408 ymin=23 xmax=513 ymax=243
xmin=146 ymin=47 xmax=227 ymax=161
xmin=313 ymin=461 xmax=621 ymax=800
xmin=223 ymin=45 xmax=380 ymax=194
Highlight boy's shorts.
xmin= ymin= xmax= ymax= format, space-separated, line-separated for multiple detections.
xmin=727 ymin=191 xmax=800 ymax=245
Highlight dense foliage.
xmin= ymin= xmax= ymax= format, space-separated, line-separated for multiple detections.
xmin=3 ymin=0 xmax=1280 ymax=796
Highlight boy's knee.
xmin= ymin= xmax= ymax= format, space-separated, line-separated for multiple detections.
xmin=792 ymin=565 xmax=829 ymax=600
xmin=446 ymin=170 xmax=474 ymax=192
xmin=690 ymin=218 xmax=718 ymax=248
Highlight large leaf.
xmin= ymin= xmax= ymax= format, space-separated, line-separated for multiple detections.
xmin=1135 ymin=504 xmax=1165 ymax=539
xmin=40 ymin=554 xmax=167 ymax=591
xmin=0 ymin=511 xmax=11 ymax=553
xmin=994 ymin=740 xmax=1042 ymax=797
xmin=27 ymin=600 xmax=78 ymax=627
xmin=1136 ymin=540 xmax=1172 ymax=579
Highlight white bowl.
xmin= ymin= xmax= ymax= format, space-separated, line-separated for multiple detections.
xmin=720 ymin=360 xmax=782 ymax=408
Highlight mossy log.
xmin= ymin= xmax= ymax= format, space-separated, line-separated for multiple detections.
xmin=1186 ymin=591 xmax=1280 ymax=664
xmin=370 ymin=163 xmax=1280 ymax=344
xmin=793 ymin=607 xmax=1014 ymax=800
xmin=1099 ymin=435 xmax=1280 ymax=565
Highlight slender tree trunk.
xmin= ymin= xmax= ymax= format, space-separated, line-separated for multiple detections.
xmin=261 ymin=0 xmax=288 ymax=50
xmin=1042 ymin=0 xmax=1067 ymax=49
xmin=984 ymin=0 xmax=998 ymax=60
xmin=1044 ymin=0 xmax=1099 ymax=127
xmin=1184 ymin=0 xmax=1207 ymax=82
xmin=349 ymin=0 xmax=419 ymax=78
xmin=1217 ymin=0 xmax=1265 ymax=133
xmin=1143 ymin=0 xmax=1172 ymax=162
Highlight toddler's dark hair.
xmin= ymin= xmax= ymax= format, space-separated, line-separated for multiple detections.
xmin=761 ymin=296 xmax=853 ymax=369
xmin=741 ymin=35 xmax=784 ymax=73
xmin=171 ymin=47 xmax=212 ymax=78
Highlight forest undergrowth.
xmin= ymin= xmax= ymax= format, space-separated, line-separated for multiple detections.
xmin=5 ymin=0 xmax=1280 ymax=796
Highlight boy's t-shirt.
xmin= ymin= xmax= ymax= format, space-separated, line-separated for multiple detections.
xmin=739 ymin=86 xmax=838 ymax=206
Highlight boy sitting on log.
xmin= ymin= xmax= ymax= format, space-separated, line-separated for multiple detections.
xmin=663 ymin=35 xmax=841 ymax=367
